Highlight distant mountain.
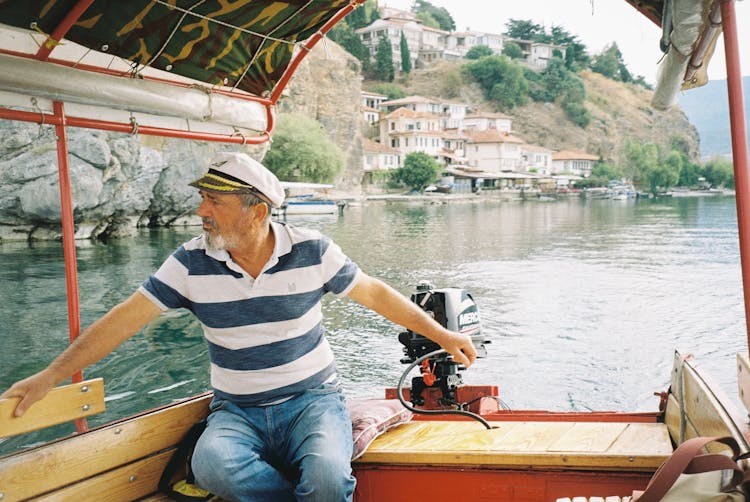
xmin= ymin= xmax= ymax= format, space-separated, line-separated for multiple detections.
xmin=678 ymin=76 xmax=750 ymax=159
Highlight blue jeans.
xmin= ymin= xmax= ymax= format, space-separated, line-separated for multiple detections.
xmin=191 ymin=381 xmax=355 ymax=502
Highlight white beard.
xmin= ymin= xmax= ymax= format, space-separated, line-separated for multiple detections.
xmin=204 ymin=231 xmax=228 ymax=252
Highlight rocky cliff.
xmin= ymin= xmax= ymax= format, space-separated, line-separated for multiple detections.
xmin=0 ymin=42 xmax=363 ymax=242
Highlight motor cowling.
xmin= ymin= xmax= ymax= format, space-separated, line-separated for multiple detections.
xmin=398 ymin=281 xmax=490 ymax=407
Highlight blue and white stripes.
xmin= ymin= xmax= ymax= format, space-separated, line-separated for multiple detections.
xmin=139 ymin=221 xmax=360 ymax=406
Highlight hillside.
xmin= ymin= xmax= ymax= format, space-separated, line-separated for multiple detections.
xmin=377 ymin=62 xmax=700 ymax=167
xmin=679 ymin=76 xmax=750 ymax=159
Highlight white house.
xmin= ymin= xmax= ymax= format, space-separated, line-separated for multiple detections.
xmin=521 ymin=144 xmax=554 ymax=175
xmin=465 ymin=130 xmax=525 ymax=172
xmin=461 ymin=112 xmax=513 ymax=133
xmin=380 ymin=95 xmax=443 ymax=115
xmin=380 ymin=107 xmax=443 ymax=158
xmin=502 ymin=38 xmax=564 ymax=69
xmin=446 ymin=30 xmax=481 ymax=57
xmin=362 ymin=137 xmax=400 ymax=172
xmin=361 ymin=90 xmax=387 ymax=125
xmin=552 ymin=150 xmax=599 ymax=177
xmin=380 ymin=95 xmax=466 ymax=130
xmin=476 ymin=32 xmax=504 ymax=54
xmin=362 ymin=90 xmax=388 ymax=110
xmin=355 ymin=13 xmax=421 ymax=70
xmin=439 ymin=130 xmax=468 ymax=166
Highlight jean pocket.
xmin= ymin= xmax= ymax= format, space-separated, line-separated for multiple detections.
xmin=306 ymin=378 xmax=343 ymax=396
xmin=209 ymin=397 xmax=231 ymax=413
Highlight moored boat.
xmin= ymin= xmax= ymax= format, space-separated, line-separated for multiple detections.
xmin=2 ymin=1 xmax=750 ymax=501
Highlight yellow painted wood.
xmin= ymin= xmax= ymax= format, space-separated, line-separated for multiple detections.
xmin=0 ymin=378 xmax=105 ymax=438
xmin=355 ymin=420 xmax=672 ymax=471
xmin=547 ymin=422 xmax=627 ymax=453
xmin=0 ymin=392 xmax=210 ymax=502
xmin=665 ymin=354 xmax=750 ymax=458
xmin=681 ymin=361 xmax=742 ymax=452
xmin=607 ymin=423 xmax=673 ymax=456
xmin=37 ymin=449 xmax=173 ymax=501
xmin=737 ymin=353 xmax=750 ymax=414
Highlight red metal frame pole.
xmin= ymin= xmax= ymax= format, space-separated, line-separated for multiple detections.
xmin=35 ymin=0 xmax=95 ymax=60
xmin=269 ymin=0 xmax=366 ymax=103
xmin=720 ymin=1 xmax=750 ymax=351
xmin=53 ymin=100 xmax=87 ymax=432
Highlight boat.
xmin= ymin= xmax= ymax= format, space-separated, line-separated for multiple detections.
xmin=581 ymin=186 xmax=611 ymax=199
xmin=609 ymin=183 xmax=637 ymax=200
xmin=277 ymin=196 xmax=341 ymax=215
xmin=1 ymin=1 xmax=750 ymax=501
xmin=273 ymin=182 xmax=344 ymax=216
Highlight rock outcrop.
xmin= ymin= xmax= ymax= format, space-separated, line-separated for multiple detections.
xmin=0 ymin=41 xmax=363 ymax=242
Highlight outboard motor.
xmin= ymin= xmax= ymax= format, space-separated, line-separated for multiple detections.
xmin=398 ymin=280 xmax=490 ymax=408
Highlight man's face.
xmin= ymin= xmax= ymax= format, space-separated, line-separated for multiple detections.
xmin=196 ymin=190 xmax=250 ymax=251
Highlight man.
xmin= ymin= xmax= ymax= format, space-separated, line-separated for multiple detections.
xmin=2 ymin=152 xmax=477 ymax=502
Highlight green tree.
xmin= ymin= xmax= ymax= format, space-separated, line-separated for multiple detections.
xmin=394 ymin=152 xmax=442 ymax=191
xmin=345 ymin=0 xmax=378 ymax=29
xmin=549 ymin=25 xmax=590 ymax=70
xmin=415 ymin=11 xmax=440 ymax=29
xmin=529 ymin=57 xmax=568 ymax=102
xmin=703 ymin=156 xmax=735 ymax=189
xmin=466 ymin=45 xmax=495 ymax=60
xmin=505 ymin=19 xmax=548 ymax=42
xmin=329 ymin=23 xmax=371 ymax=75
xmin=500 ymin=42 xmax=523 ymax=60
xmin=399 ymin=32 xmax=412 ymax=74
xmin=623 ymin=142 xmax=682 ymax=194
xmin=370 ymin=83 xmax=405 ymax=100
xmin=560 ymin=74 xmax=590 ymax=127
xmin=678 ymin=159 xmax=702 ymax=187
xmin=413 ymin=0 xmax=455 ymax=31
xmin=578 ymin=160 xmax=619 ymax=189
xmin=670 ymin=137 xmax=701 ymax=186
xmin=263 ymin=113 xmax=344 ymax=184
xmin=590 ymin=42 xmax=632 ymax=82
xmin=439 ymin=66 xmax=463 ymax=98
xmin=374 ymin=33 xmax=394 ymax=82
xmin=462 ymin=55 xmax=528 ymax=110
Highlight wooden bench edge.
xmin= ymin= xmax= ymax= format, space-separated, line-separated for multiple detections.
xmin=0 ymin=378 xmax=105 ymax=438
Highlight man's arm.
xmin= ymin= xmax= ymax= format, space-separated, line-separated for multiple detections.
xmin=1 ymin=291 xmax=162 ymax=417
xmin=346 ymin=273 xmax=477 ymax=368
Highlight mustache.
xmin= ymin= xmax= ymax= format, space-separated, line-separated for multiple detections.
xmin=202 ymin=217 xmax=217 ymax=228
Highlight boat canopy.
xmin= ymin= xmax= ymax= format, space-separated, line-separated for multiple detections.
xmin=0 ymin=0 xmax=361 ymax=143
xmin=622 ymin=0 xmax=725 ymax=109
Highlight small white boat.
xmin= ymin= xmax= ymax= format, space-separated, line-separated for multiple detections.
xmin=275 ymin=196 xmax=341 ymax=215
xmin=274 ymin=181 xmax=344 ymax=215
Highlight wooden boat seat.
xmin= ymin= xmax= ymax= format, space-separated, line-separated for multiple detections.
xmin=0 ymin=392 xmax=211 ymax=502
xmin=0 ymin=378 xmax=105 ymax=437
xmin=354 ymin=420 xmax=673 ymax=471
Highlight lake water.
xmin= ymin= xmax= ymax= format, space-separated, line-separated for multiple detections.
xmin=1 ymin=195 xmax=747 ymax=453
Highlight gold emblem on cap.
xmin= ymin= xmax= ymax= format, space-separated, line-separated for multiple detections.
xmin=200 ymin=172 xmax=255 ymax=192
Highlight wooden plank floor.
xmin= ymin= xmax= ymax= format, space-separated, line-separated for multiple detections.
xmin=355 ymin=420 xmax=672 ymax=471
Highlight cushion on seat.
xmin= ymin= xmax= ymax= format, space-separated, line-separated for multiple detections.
xmin=347 ymin=398 xmax=412 ymax=460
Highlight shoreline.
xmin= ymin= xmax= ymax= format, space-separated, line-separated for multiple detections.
xmin=0 ymin=189 xmax=735 ymax=244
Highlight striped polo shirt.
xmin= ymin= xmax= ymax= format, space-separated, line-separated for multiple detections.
xmin=138 ymin=221 xmax=361 ymax=406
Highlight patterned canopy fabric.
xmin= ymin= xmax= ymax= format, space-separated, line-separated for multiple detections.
xmin=0 ymin=0 xmax=350 ymax=97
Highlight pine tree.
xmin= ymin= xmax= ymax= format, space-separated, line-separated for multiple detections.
xmin=400 ymin=32 xmax=412 ymax=74
xmin=374 ymin=33 xmax=394 ymax=82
